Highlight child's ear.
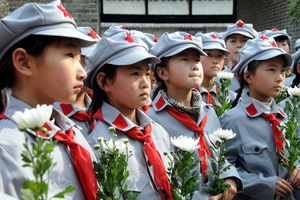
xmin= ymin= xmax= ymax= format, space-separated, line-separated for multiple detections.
xmin=297 ymin=64 xmax=300 ymax=75
xmin=96 ymin=72 xmax=111 ymax=92
xmin=244 ymin=71 xmax=252 ymax=84
xmin=12 ymin=48 xmax=32 ymax=76
xmin=156 ymin=67 xmax=169 ymax=81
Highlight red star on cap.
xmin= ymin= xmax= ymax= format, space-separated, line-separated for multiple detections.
xmin=153 ymin=36 xmax=158 ymax=43
xmin=57 ymin=2 xmax=72 ymax=19
xmin=88 ymin=28 xmax=99 ymax=39
xmin=272 ymin=28 xmax=278 ymax=32
xmin=120 ymin=26 xmax=126 ymax=30
xmin=260 ymin=35 xmax=269 ymax=40
xmin=272 ymin=41 xmax=278 ymax=47
xmin=124 ymin=32 xmax=136 ymax=43
xmin=236 ymin=21 xmax=244 ymax=28
xmin=184 ymin=34 xmax=193 ymax=41
xmin=211 ymin=34 xmax=218 ymax=39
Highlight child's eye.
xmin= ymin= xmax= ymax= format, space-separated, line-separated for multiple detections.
xmin=131 ymin=72 xmax=139 ymax=76
xmin=145 ymin=72 xmax=150 ymax=76
xmin=267 ymin=68 xmax=275 ymax=72
xmin=206 ymin=53 xmax=211 ymax=56
xmin=66 ymin=53 xmax=74 ymax=58
xmin=181 ymin=58 xmax=188 ymax=61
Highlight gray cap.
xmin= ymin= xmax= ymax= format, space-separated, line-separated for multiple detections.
xmin=292 ymin=49 xmax=300 ymax=74
xmin=130 ymin=30 xmax=158 ymax=49
xmin=233 ymin=34 xmax=292 ymax=79
xmin=294 ymin=38 xmax=300 ymax=51
xmin=195 ymin=32 xmax=231 ymax=55
xmin=103 ymin=25 xmax=127 ymax=37
xmin=150 ymin=32 xmax=206 ymax=60
xmin=223 ymin=20 xmax=258 ymax=42
xmin=84 ymin=31 xmax=160 ymax=89
xmin=77 ymin=27 xmax=100 ymax=56
xmin=261 ymin=28 xmax=291 ymax=49
xmin=0 ymin=0 xmax=96 ymax=61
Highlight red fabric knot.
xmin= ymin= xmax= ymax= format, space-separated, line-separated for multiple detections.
xmin=72 ymin=110 xmax=95 ymax=132
xmin=0 ymin=109 xmax=8 ymax=120
xmin=165 ymin=106 xmax=210 ymax=181
xmin=206 ymin=91 xmax=215 ymax=105
xmin=260 ymin=113 xmax=286 ymax=160
xmin=92 ymin=108 xmax=173 ymax=200
xmin=53 ymin=128 xmax=98 ymax=200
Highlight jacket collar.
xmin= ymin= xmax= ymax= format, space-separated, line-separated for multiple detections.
xmin=151 ymin=90 xmax=207 ymax=125
xmin=5 ymin=94 xmax=79 ymax=139
xmin=241 ymin=94 xmax=286 ymax=118
xmin=98 ymin=101 xmax=153 ymax=132
xmin=198 ymin=84 xmax=219 ymax=94
xmin=53 ymin=93 xmax=92 ymax=117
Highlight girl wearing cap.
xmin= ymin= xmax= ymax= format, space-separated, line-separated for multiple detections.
xmin=0 ymin=1 xmax=98 ymax=200
xmin=84 ymin=31 xmax=173 ymax=200
xmin=222 ymin=20 xmax=258 ymax=92
xmin=220 ymin=36 xmax=300 ymax=199
xmin=53 ymin=26 xmax=100 ymax=138
xmin=147 ymin=31 xmax=242 ymax=200
xmin=195 ymin=32 xmax=236 ymax=107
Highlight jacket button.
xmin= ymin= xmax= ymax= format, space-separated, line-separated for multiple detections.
xmin=255 ymin=147 xmax=259 ymax=152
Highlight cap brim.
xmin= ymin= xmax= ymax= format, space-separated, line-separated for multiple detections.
xmin=162 ymin=44 xmax=207 ymax=58
xmin=225 ymin=30 xmax=253 ymax=41
xmin=203 ymin=43 xmax=231 ymax=55
xmin=256 ymin=49 xmax=292 ymax=67
xmin=33 ymin=27 xmax=96 ymax=47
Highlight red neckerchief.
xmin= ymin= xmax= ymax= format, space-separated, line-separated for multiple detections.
xmin=0 ymin=109 xmax=8 ymax=120
xmin=92 ymin=108 xmax=173 ymax=200
xmin=260 ymin=113 xmax=286 ymax=162
xmin=52 ymin=128 xmax=98 ymax=200
xmin=72 ymin=110 xmax=95 ymax=131
xmin=206 ymin=91 xmax=215 ymax=105
xmin=164 ymin=106 xmax=210 ymax=181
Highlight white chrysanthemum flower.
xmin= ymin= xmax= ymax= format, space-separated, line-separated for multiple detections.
xmin=171 ymin=135 xmax=200 ymax=152
xmin=217 ymin=71 xmax=234 ymax=80
xmin=287 ymin=86 xmax=300 ymax=97
xmin=12 ymin=104 xmax=52 ymax=129
xmin=212 ymin=128 xmax=236 ymax=140
xmin=101 ymin=138 xmax=126 ymax=155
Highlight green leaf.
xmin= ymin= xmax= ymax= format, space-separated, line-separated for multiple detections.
xmin=21 ymin=188 xmax=35 ymax=200
xmin=53 ymin=185 xmax=77 ymax=198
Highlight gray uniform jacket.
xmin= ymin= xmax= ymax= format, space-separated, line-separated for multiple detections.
xmin=86 ymin=101 xmax=171 ymax=200
xmin=147 ymin=91 xmax=243 ymax=200
xmin=53 ymin=93 xmax=92 ymax=138
xmin=220 ymin=94 xmax=300 ymax=200
xmin=198 ymin=84 xmax=237 ymax=107
xmin=0 ymin=95 xmax=97 ymax=200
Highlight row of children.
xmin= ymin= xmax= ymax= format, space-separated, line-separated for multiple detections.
xmin=1 ymin=0 xmax=300 ymax=200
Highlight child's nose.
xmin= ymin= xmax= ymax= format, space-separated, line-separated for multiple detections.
xmin=77 ymin=61 xmax=87 ymax=80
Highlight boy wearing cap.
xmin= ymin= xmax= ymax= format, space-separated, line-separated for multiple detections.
xmin=261 ymin=28 xmax=294 ymax=86
xmin=220 ymin=35 xmax=300 ymax=199
xmin=222 ymin=20 xmax=258 ymax=92
xmin=0 ymin=1 xmax=98 ymax=199
xmin=147 ymin=32 xmax=242 ymax=200
xmin=84 ymin=31 xmax=173 ymax=199
xmin=195 ymin=32 xmax=236 ymax=107
xmin=53 ymin=26 xmax=100 ymax=138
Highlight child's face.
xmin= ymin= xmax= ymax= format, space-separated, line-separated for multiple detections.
xmin=105 ymin=60 xmax=151 ymax=113
xmin=276 ymin=39 xmax=289 ymax=54
xmin=246 ymin=56 xmax=285 ymax=102
xmin=30 ymin=38 xmax=86 ymax=104
xmin=226 ymin=34 xmax=251 ymax=66
xmin=164 ymin=48 xmax=203 ymax=89
xmin=201 ymin=49 xmax=224 ymax=78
